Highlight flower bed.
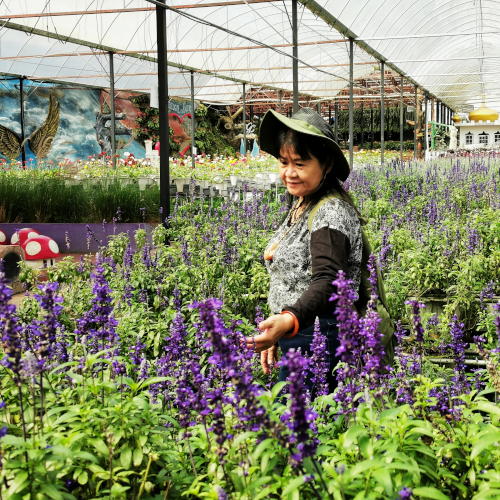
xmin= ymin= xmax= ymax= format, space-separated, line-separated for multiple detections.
xmin=1 ymin=153 xmax=499 ymax=498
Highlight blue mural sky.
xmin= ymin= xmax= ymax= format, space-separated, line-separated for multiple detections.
xmin=0 ymin=78 xmax=145 ymax=164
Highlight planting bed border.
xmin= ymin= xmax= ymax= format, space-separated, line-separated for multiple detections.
xmin=0 ymin=223 xmax=156 ymax=253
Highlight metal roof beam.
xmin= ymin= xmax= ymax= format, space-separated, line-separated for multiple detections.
xmin=0 ymin=39 xmax=349 ymax=60
xmin=0 ymin=0 xmax=277 ymax=19
xmin=0 ymin=20 xmax=309 ymax=97
xmin=298 ymin=0 xmax=442 ymax=105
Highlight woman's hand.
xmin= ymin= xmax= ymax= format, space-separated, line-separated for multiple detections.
xmin=260 ymin=345 xmax=279 ymax=374
xmin=245 ymin=313 xmax=294 ymax=353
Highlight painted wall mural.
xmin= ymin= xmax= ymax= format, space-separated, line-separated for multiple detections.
xmin=0 ymin=78 xmax=146 ymax=165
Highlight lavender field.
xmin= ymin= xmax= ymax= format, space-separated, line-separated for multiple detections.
xmin=1 ymin=156 xmax=499 ymax=499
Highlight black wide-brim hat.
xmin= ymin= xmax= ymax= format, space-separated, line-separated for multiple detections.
xmin=259 ymin=108 xmax=350 ymax=181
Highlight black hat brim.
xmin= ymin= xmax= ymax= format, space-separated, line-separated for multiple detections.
xmin=258 ymin=109 xmax=350 ymax=181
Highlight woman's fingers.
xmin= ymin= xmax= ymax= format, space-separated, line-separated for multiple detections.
xmin=245 ymin=331 xmax=275 ymax=352
xmin=260 ymin=350 xmax=270 ymax=374
xmin=260 ymin=347 xmax=278 ymax=374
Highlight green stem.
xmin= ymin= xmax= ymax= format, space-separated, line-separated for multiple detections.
xmin=137 ymin=455 xmax=153 ymax=499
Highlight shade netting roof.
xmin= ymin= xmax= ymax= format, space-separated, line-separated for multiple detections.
xmin=1 ymin=0 xmax=499 ymax=111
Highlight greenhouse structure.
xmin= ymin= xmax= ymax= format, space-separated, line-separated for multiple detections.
xmin=0 ymin=2 xmax=499 ymax=499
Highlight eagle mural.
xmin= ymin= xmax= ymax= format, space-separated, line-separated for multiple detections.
xmin=0 ymin=93 xmax=60 ymax=162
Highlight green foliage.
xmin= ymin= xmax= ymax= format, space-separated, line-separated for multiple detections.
xmin=0 ymin=174 xmax=162 ymax=223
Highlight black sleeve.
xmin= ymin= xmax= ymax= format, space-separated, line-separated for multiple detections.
xmin=283 ymin=226 xmax=350 ymax=329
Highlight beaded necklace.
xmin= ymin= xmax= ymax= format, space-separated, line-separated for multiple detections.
xmin=263 ymin=198 xmax=311 ymax=261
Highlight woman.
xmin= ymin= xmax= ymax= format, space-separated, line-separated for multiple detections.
xmin=245 ymin=108 xmax=362 ymax=392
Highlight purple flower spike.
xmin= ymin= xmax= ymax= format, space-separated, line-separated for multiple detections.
xmin=31 ymin=282 xmax=66 ymax=366
xmin=405 ymin=300 xmax=425 ymax=344
xmin=310 ymin=318 xmax=329 ymax=398
xmin=0 ymin=268 xmax=23 ymax=378
xmin=279 ymin=349 xmax=319 ymax=467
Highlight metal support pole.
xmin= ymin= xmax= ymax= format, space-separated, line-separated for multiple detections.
xmin=380 ymin=61 xmax=385 ymax=164
xmin=156 ymin=0 xmax=170 ymax=228
xmin=370 ymin=106 xmax=374 ymax=149
xmin=242 ymin=82 xmax=247 ymax=155
xmin=360 ymin=101 xmax=364 ymax=149
xmin=334 ymin=99 xmax=339 ymax=142
xmin=414 ymin=86 xmax=418 ymax=159
xmin=348 ymin=38 xmax=354 ymax=170
xmin=423 ymin=93 xmax=428 ymax=154
xmin=400 ymin=76 xmax=404 ymax=164
xmin=109 ymin=52 xmax=116 ymax=169
xmin=292 ymin=0 xmax=299 ymax=113
xmin=190 ymin=70 xmax=196 ymax=169
xmin=19 ymin=77 xmax=26 ymax=166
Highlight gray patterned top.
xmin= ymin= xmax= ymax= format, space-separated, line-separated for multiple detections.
xmin=265 ymin=196 xmax=362 ymax=326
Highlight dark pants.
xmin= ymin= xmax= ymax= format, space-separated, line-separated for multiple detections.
xmin=278 ymin=316 xmax=339 ymax=395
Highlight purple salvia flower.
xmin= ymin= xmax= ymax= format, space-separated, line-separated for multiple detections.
xmin=217 ymin=486 xmax=228 ymax=500
xmin=393 ymin=321 xmax=415 ymax=404
xmin=366 ymin=254 xmax=379 ymax=303
xmin=309 ymin=318 xmax=329 ymax=398
xmin=172 ymin=288 xmax=182 ymax=312
xmin=398 ymin=487 xmax=413 ymax=499
xmin=130 ymin=341 xmax=145 ymax=366
xmin=0 ymin=268 xmax=23 ymax=379
xmin=31 ymin=282 xmax=66 ymax=367
xmin=467 ymin=227 xmax=480 ymax=254
xmin=279 ymin=349 xmax=319 ymax=467
xmin=254 ymin=305 xmax=264 ymax=326
xmin=74 ymin=260 xmax=120 ymax=373
xmin=479 ymin=281 xmax=496 ymax=308
xmin=406 ymin=300 xmax=425 ymax=344
xmin=181 ymin=239 xmax=191 ymax=266
xmin=429 ymin=385 xmax=463 ymax=421
xmin=449 ymin=315 xmax=469 ymax=395
xmin=330 ymin=271 xmax=363 ymax=412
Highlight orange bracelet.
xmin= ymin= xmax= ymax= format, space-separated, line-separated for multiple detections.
xmin=281 ymin=310 xmax=299 ymax=338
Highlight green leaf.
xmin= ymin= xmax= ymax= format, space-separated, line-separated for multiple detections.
xmin=472 ymin=489 xmax=500 ymax=500
xmin=271 ymin=381 xmax=288 ymax=401
xmin=470 ymin=431 xmax=500 ymax=460
xmin=281 ymin=476 xmax=306 ymax=497
xmin=77 ymin=470 xmax=89 ymax=486
xmin=475 ymin=401 xmax=500 ymax=418
xmin=120 ymin=447 xmax=132 ymax=469
xmin=252 ymin=438 xmax=273 ymax=462
xmin=254 ymin=486 xmax=274 ymax=500
xmin=412 ymin=486 xmax=450 ymax=500
xmin=373 ymin=468 xmax=393 ymax=494
xmin=40 ymin=484 xmax=64 ymax=500
xmin=133 ymin=448 xmax=143 ymax=467
xmin=343 ymin=424 xmax=365 ymax=448
xmin=7 ymin=471 xmax=28 ymax=495
xmin=135 ymin=376 xmax=170 ymax=390
xmin=111 ymin=483 xmax=129 ymax=497
xmin=92 ymin=439 xmax=109 ymax=457
xmin=358 ymin=434 xmax=373 ymax=459
xmin=1 ymin=435 xmax=26 ymax=447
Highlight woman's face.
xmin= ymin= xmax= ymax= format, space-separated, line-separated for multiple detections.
xmin=278 ymin=144 xmax=326 ymax=198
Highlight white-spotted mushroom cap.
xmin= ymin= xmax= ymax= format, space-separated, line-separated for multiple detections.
xmin=22 ymin=235 xmax=60 ymax=261
xmin=0 ymin=230 xmax=7 ymax=245
xmin=11 ymin=228 xmax=40 ymax=246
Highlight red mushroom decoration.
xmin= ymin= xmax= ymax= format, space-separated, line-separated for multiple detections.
xmin=0 ymin=229 xmax=7 ymax=245
xmin=21 ymin=235 xmax=60 ymax=269
xmin=11 ymin=228 xmax=40 ymax=246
